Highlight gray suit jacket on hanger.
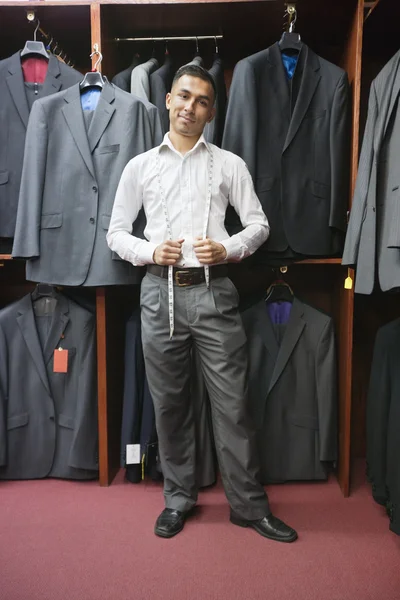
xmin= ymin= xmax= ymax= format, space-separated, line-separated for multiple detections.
xmin=204 ymin=55 xmax=227 ymax=147
xmin=130 ymin=58 xmax=159 ymax=102
xmin=241 ymin=297 xmax=338 ymax=483
xmin=0 ymin=51 xmax=82 ymax=238
xmin=12 ymin=82 xmax=154 ymax=286
xmin=0 ymin=292 xmax=98 ymax=480
xmin=342 ymin=49 xmax=400 ymax=294
xmin=150 ymin=54 xmax=175 ymax=133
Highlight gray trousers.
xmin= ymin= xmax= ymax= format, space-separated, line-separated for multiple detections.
xmin=140 ymin=272 xmax=270 ymax=520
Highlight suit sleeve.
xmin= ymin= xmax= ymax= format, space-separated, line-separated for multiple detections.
xmin=0 ymin=324 xmax=7 ymax=466
xmin=12 ymin=100 xmax=48 ymax=259
xmin=329 ymin=72 xmax=351 ymax=232
xmin=68 ymin=312 xmax=98 ymax=471
xmin=366 ymin=327 xmax=391 ymax=504
xmin=316 ymin=319 xmax=338 ymax=462
xmin=222 ymin=59 xmax=258 ymax=181
xmin=342 ymin=81 xmax=378 ymax=266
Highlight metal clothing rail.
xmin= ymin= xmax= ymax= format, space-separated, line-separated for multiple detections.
xmin=114 ymin=35 xmax=223 ymax=42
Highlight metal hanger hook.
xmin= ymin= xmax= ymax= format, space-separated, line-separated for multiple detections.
xmin=288 ymin=8 xmax=297 ymax=33
xmin=195 ymin=36 xmax=199 ymax=53
xmin=90 ymin=43 xmax=103 ymax=71
xmin=33 ymin=18 xmax=40 ymax=42
xmin=214 ymin=36 xmax=219 ymax=54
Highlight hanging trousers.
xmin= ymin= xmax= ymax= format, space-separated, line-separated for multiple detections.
xmin=140 ymin=271 xmax=270 ymax=520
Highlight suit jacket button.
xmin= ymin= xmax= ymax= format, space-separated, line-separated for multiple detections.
xmin=92 ymin=186 xmax=98 ymax=193
xmin=50 ymin=415 xmax=54 ymax=421
xmin=89 ymin=217 xmax=95 ymax=224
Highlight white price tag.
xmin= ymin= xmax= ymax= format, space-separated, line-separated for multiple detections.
xmin=126 ymin=444 xmax=141 ymax=464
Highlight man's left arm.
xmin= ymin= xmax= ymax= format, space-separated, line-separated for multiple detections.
xmin=220 ymin=158 xmax=270 ymax=262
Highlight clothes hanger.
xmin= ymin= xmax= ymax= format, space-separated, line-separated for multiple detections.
xmin=278 ymin=6 xmax=302 ymax=54
xmin=20 ymin=19 xmax=50 ymax=61
xmin=31 ymin=283 xmax=57 ymax=302
xmin=79 ymin=45 xmax=107 ymax=91
xmin=265 ymin=274 xmax=294 ymax=304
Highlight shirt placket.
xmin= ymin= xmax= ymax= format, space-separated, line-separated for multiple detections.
xmin=180 ymin=154 xmax=193 ymax=266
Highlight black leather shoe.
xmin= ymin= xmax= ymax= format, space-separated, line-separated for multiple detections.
xmin=230 ymin=511 xmax=298 ymax=543
xmin=154 ymin=508 xmax=188 ymax=538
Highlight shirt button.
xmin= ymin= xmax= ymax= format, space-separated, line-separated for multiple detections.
xmin=92 ymin=186 xmax=98 ymax=192
xmin=89 ymin=217 xmax=95 ymax=224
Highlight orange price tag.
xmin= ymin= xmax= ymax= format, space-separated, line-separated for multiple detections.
xmin=53 ymin=348 xmax=68 ymax=373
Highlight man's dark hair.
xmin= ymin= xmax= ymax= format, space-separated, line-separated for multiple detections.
xmin=172 ymin=64 xmax=217 ymax=103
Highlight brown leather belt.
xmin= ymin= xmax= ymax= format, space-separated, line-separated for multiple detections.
xmin=147 ymin=264 xmax=229 ymax=287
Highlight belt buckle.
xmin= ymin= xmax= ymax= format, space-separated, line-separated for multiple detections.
xmin=174 ymin=270 xmax=192 ymax=287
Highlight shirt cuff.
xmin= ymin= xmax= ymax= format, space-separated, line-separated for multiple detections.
xmin=137 ymin=241 xmax=158 ymax=265
xmin=220 ymin=237 xmax=242 ymax=262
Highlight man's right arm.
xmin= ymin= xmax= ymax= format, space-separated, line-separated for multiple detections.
xmin=106 ymin=160 xmax=157 ymax=266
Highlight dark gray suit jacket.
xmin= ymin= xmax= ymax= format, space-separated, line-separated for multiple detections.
xmin=342 ymin=50 xmax=400 ymax=294
xmin=0 ymin=292 xmax=98 ymax=480
xmin=12 ymin=82 xmax=154 ymax=286
xmin=0 ymin=52 xmax=82 ymax=238
xmin=366 ymin=319 xmax=400 ymax=535
xmin=223 ymin=43 xmax=350 ymax=258
xmin=241 ymin=297 xmax=338 ymax=483
xmin=150 ymin=55 xmax=175 ymax=134
xmin=111 ymin=56 xmax=141 ymax=93
xmin=121 ymin=308 xmax=216 ymax=487
xmin=204 ymin=55 xmax=227 ymax=147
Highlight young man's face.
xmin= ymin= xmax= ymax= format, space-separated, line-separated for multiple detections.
xmin=166 ymin=74 xmax=215 ymax=139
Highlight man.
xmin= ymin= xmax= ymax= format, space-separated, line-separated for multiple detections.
xmin=107 ymin=65 xmax=297 ymax=543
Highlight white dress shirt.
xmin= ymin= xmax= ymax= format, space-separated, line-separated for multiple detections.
xmin=107 ymin=133 xmax=270 ymax=267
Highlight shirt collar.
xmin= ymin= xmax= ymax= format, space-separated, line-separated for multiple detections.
xmin=159 ymin=133 xmax=210 ymax=157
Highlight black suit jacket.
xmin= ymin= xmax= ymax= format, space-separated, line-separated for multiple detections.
xmin=241 ymin=297 xmax=338 ymax=483
xmin=150 ymin=55 xmax=175 ymax=133
xmin=222 ymin=43 xmax=350 ymax=258
xmin=0 ymin=292 xmax=98 ymax=480
xmin=366 ymin=319 xmax=400 ymax=535
xmin=0 ymin=52 xmax=82 ymax=238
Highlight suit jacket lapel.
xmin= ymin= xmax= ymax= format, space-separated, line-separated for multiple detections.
xmin=62 ymin=84 xmax=95 ymax=178
xmin=16 ymin=295 xmax=51 ymax=395
xmin=88 ymin=83 xmax=116 ymax=153
xmin=267 ymin=43 xmax=290 ymax=126
xmin=377 ymin=50 xmax=400 ymax=152
xmin=283 ymin=46 xmax=321 ymax=153
xmin=6 ymin=52 xmax=30 ymax=128
xmin=43 ymin=293 xmax=70 ymax=366
xmin=40 ymin=54 xmax=62 ymax=98
xmin=268 ymin=298 xmax=305 ymax=394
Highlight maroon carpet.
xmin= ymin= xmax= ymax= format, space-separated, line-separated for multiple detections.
xmin=0 ymin=462 xmax=399 ymax=600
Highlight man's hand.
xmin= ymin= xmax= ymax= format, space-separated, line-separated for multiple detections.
xmin=193 ymin=237 xmax=227 ymax=265
xmin=153 ymin=239 xmax=184 ymax=265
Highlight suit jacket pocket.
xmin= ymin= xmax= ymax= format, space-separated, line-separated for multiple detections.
xmin=41 ymin=213 xmax=63 ymax=229
xmin=256 ymin=176 xmax=274 ymax=193
xmin=59 ymin=414 xmax=75 ymax=429
xmin=101 ymin=214 xmax=111 ymax=230
xmin=95 ymin=144 xmax=120 ymax=155
xmin=7 ymin=412 xmax=29 ymax=430
xmin=0 ymin=170 xmax=9 ymax=185
xmin=288 ymin=413 xmax=319 ymax=430
xmin=312 ymin=181 xmax=330 ymax=199
xmin=387 ymin=187 xmax=400 ymax=248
